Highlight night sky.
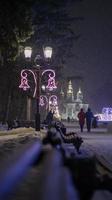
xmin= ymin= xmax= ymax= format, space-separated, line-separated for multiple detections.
xmin=65 ymin=0 xmax=112 ymax=113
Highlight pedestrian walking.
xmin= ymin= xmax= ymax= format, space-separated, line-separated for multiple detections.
xmin=92 ymin=116 xmax=98 ymax=128
xmin=77 ymin=108 xmax=85 ymax=132
xmin=46 ymin=110 xmax=54 ymax=128
xmin=85 ymin=108 xmax=94 ymax=132
xmin=7 ymin=120 xmax=13 ymax=130
xmin=67 ymin=116 xmax=70 ymax=123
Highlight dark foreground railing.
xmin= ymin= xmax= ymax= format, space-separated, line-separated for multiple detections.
xmin=0 ymin=138 xmax=79 ymax=200
xmin=31 ymin=149 xmax=79 ymax=200
xmin=0 ymin=140 xmax=42 ymax=200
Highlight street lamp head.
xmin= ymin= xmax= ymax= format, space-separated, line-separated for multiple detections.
xmin=43 ymin=46 xmax=52 ymax=59
xmin=24 ymin=47 xmax=32 ymax=58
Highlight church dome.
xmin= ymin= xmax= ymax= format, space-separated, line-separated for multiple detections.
xmin=76 ymin=87 xmax=83 ymax=102
xmin=67 ymin=80 xmax=74 ymax=102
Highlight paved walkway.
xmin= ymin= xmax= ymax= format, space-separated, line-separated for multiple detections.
xmin=59 ymin=123 xmax=112 ymax=171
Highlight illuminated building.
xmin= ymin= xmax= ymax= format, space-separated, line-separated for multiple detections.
xmin=59 ymin=80 xmax=89 ymax=121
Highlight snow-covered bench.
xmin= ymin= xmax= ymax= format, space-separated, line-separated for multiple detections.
xmin=54 ymin=122 xmax=83 ymax=153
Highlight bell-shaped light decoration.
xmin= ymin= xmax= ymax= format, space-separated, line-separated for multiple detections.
xmin=46 ymin=76 xmax=57 ymax=91
xmin=24 ymin=47 xmax=32 ymax=58
xmin=43 ymin=46 xmax=52 ymax=59
xmin=39 ymin=96 xmax=45 ymax=106
xmin=19 ymin=77 xmax=30 ymax=91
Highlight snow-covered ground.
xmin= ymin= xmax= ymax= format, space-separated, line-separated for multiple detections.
xmin=0 ymin=126 xmax=112 ymax=165
xmin=0 ymin=127 xmax=46 ymax=165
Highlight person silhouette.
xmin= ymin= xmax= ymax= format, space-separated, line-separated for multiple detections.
xmin=77 ymin=108 xmax=85 ymax=132
xmin=85 ymin=108 xmax=94 ymax=132
xmin=46 ymin=110 xmax=54 ymax=128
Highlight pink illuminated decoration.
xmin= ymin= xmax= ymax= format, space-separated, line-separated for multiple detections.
xmin=42 ymin=69 xmax=57 ymax=91
xmin=39 ymin=95 xmax=60 ymax=118
xmin=49 ymin=95 xmax=58 ymax=106
xmin=19 ymin=71 xmax=30 ymax=91
xmin=19 ymin=69 xmax=57 ymax=97
xmin=40 ymin=95 xmax=58 ymax=111
xmin=39 ymin=95 xmax=48 ymax=109
xmin=49 ymin=95 xmax=60 ymax=118
xmin=19 ymin=69 xmax=37 ymax=98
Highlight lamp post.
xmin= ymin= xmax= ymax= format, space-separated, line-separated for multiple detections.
xmin=24 ymin=46 xmax=53 ymax=131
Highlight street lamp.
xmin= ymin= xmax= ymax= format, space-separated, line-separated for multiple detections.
xmin=43 ymin=46 xmax=53 ymax=59
xmin=24 ymin=47 xmax=32 ymax=58
xmin=22 ymin=46 xmax=53 ymax=131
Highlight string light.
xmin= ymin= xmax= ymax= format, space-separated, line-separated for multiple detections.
xmin=95 ymin=107 xmax=112 ymax=121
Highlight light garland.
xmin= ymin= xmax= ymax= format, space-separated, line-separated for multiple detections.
xmin=95 ymin=107 xmax=112 ymax=121
xmin=19 ymin=69 xmax=37 ymax=97
xmin=39 ymin=95 xmax=58 ymax=110
xmin=42 ymin=69 xmax=57 ymax=91
xmin=19 ymin=69 xmax=57 ymax=97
